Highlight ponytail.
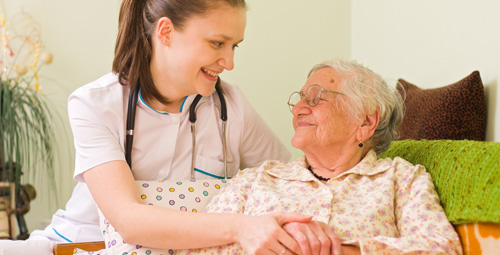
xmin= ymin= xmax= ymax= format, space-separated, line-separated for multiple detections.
xmin=112 ymin=0 xmax=153 ymax=94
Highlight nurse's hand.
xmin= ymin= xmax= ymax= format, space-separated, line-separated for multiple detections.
xmin=283 ymin=221 xmax=343 ymax=255
xmin=236 ymin=212 xmax=312 ymax=255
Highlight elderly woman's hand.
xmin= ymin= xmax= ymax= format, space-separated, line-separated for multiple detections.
xmin=283 ymin=221 xmax=343 ymax=255
xmin=236 ymin=212 xmax=312 ymax=255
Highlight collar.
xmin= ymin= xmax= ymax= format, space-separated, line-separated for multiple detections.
xmin=138 ymin=88 xmax=204 ymax=115
xmin=265 ymin=150 xmax=393 ymax=182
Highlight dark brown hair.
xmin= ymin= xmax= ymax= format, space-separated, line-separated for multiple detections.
xmin=112 ymin=0 xmax=247 ymax=104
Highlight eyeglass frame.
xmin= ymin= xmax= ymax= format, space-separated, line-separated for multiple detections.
xmin=287 ymin=84 xmax=345 ymax=112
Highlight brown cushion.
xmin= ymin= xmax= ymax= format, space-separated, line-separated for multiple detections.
xmin=397 ymin=71 xmax=486 ymax=141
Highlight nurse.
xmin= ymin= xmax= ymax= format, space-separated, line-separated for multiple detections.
xmin=18 ymin=0 xmax=312 ymax=254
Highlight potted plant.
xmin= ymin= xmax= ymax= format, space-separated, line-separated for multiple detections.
xmin=0 ymin=9 xmax=58 ymax=239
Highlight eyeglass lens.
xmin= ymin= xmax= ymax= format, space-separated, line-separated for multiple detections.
xmin=288 ymin=92 xmax=301 ymax=111
xmin=288 ymin=84 xmax=323 ymax=111
xmin=306 ymin=85 xmax=322 ymax=106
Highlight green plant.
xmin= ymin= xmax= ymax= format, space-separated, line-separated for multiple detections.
xmin=0 ymin=9 xmax=57 ymax=194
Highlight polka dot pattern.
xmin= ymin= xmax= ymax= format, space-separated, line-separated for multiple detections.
xmin=96 ymin=179 xmax=227 ymax=255
xmin=135 ymin=180 xmax=226 ymax=210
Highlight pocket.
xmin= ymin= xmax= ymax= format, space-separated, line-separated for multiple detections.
xmin=193 ymin=155 xmax=236 ymax=179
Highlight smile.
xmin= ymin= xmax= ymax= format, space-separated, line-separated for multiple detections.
xmin=201 ymin=67 xmax=219 ymax=77
xmin=297 ymin=121 xmax=314 ymax=127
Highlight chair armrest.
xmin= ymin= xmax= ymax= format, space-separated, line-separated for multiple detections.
xmin=53 ymin=241 xmax=105 ymax=255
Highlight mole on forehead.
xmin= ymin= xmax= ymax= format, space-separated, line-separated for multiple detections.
xmin=330 ymin=79 xmax=335 ymax=83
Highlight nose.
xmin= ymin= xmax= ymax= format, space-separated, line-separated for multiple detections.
xmin=218 ymin=48 xmax=235 ymax=71
xmin=291 ymin=98 xmax=311 ymax=115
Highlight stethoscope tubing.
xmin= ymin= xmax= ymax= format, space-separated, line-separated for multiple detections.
xmin=125 ymin=77 xmax=228 ymax=179
xmin=125 ymin=82 xmax=140 ymax=168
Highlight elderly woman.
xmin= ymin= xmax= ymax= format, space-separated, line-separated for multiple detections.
xmin=178 ymin=59 xmax=462 ymax=255
xmin=98 ymin=59 xmax=462 ymax=255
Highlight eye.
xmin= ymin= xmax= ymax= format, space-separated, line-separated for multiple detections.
xmin=212 ymin=41 xmax=223 ymax=48
xmin=232 ymin=44 xmax=239 ymax=50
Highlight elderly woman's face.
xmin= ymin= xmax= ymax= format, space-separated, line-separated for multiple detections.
xmin=291 ymin=67 xmax=359 ymax=152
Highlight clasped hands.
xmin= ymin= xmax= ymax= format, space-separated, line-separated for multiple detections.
xmin=237 ymin=212 xmax=360 ymax=255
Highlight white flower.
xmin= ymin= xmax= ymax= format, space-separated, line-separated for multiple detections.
xmin=16 ymin=65 xmax=28 ymax=76
xmin=40 ymin=51 xmax=53 ymax=65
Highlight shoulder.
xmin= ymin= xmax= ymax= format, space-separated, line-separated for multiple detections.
xmin=356 ymin=151 xmax=428 ymax=182
xmin=378 ymin=154 xmax=430 ymax=187
xmin=69 ymin=73 xmax=127 ymax=111
xmin=68 ymin=73 xmax=128 ymax=124
xmin=70 ymin=73 xmax=126 ymax=102
xmin=372 ymin=149 xmax=425 ymax=173
xmin=390 ymin=156 xmax=426 ymax=174
xmin=236 ymin=159 xmax=297 ymax=182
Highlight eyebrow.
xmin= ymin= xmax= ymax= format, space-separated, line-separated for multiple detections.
xmin=213 ymin=34 xmax=244 ymax=44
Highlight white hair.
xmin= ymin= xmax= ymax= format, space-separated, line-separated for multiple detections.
xmin=308 ymin=58 xmax=404 ymax=154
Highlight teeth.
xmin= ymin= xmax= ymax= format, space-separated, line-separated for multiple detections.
xmin=202 ymin=67 xmax=218 ymax=77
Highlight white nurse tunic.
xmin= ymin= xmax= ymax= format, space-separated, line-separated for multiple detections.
xmin=25 ymin=73 xmax=290 ymax=250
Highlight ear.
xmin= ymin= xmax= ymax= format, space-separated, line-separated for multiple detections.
xmin=156 ymin=17 xmax=174 ymax=46
xmin=357 ymin=108 xmax=380 ymax=142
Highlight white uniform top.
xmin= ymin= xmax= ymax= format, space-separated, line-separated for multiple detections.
xmin=29 ymin=73 xmax=290 ymax=245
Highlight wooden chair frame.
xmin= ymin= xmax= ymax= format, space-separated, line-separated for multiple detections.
xmin=53 ymin=241 xmax=105 ymax=255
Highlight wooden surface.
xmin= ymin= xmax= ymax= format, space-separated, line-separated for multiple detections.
xmin=53 ymin=241 xmax=105 ymax=255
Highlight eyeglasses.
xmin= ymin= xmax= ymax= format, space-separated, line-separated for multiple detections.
xmin=287 ymin=84 xmax=345 ymax=112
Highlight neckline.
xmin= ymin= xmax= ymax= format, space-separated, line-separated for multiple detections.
xmin=138 ymin=88 xmax=188 ymax=115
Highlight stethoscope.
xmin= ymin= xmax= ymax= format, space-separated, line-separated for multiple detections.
xmin=125 ymin=77 xmax=228 ymax=179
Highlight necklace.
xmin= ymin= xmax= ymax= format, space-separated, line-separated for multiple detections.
xmin=308 ymin=166 xmax=330 ymax=181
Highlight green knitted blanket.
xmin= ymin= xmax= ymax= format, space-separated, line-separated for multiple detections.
xmin=380 ymin=139 xmax=500 ymax=225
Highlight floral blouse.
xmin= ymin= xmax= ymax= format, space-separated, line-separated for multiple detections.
xmin=179 ymin=150 xmax=462 ymax=255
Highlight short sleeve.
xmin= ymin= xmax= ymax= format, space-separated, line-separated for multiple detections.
xmin=68 ymin=85 xmax=126 ymax=182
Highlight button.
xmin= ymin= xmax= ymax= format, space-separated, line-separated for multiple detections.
xmin=170 ymin=116 xmax=179 ymax=124
xmin=319 ymin=208 xmax=329 ymax=217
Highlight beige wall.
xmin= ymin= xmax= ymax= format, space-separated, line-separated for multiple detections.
xmin=352 ymin=0 xmax=500 ymax=142
xmin=9 ymin=0 xmax=499 ymax=238
xmin=3 ymin=0 xmax=122 ymax=233
xmin=3 ymin=0 xmax=351 ymax=233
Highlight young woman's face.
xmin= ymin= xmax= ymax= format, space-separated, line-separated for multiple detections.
xmin=160 ymin=5 xmax=246 ymax=97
